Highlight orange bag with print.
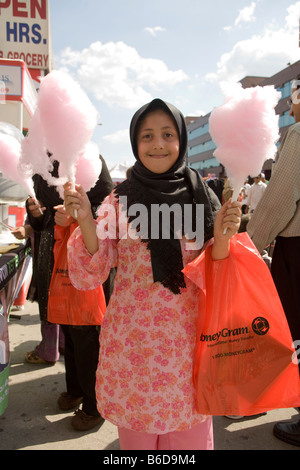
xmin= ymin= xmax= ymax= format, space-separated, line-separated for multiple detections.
xmin=47 ymin=223 xmax=106 ymax=325
xmin=183 ymin=232 xmax=300 ymax=416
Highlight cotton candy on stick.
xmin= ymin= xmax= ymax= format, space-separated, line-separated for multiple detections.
xmin=19 ymin=108 xmax=57 ymax=185
xmin=18 ymin=109 xmax=56 ymax=215
xmin=0 ymin=122 xmax=43 ymax=214
xmin=37 ymin=70 xmax=98 ymax=216
xmin=54 ymin=142 xmax=102 ymax=199
xmin=209 ymin=82 xmax=281 ymax=202
xmin=75 ymin=142 xmax=102 ymax=192
xmin=0 ymin=133 xmax=36 ymax=199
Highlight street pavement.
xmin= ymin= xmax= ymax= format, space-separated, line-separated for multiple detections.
xmin=0 ymin=300 xmax=299 ymax=451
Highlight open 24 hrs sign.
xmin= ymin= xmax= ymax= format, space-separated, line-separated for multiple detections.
xmin=0 ymin=0 xmax=53 ymax=72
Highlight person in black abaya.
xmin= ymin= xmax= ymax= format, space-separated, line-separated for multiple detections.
xmin=26 ymin=154 xmax=115 ymax=431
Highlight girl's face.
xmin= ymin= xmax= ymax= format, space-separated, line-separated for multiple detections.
xmin=136 ymin=109 xmax=180 ymax=174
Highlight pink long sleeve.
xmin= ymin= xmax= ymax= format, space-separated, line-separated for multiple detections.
xmin=67 ymin=194 xmax=118 ymax=291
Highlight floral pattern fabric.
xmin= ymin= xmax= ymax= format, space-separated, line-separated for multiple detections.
xmin=67 ymin=192 xmax=209 ymax=433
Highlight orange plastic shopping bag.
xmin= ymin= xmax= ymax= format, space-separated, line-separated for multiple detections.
xmin=48 ymin=223 xmax=106 ymax=326
xmin=183 ymin=232 xmax=300 ymax=416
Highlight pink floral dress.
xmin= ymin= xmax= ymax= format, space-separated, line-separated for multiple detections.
xmin=67 ymin=192 xmax=209 ymax=434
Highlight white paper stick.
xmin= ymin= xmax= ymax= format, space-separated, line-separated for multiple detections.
xmin=223 ymin=177 xmax=243 ymax=235
xmin=71 ymin=180 xmax=78 ymax=219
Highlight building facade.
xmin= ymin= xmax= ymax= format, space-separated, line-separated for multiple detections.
xmin=186 ymin=60 xmax=300 ymax=180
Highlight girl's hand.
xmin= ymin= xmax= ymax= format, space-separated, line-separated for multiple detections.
xmin=11 ymin=224 xmax=33 ymax=240
xmin=27 ymin=197 xmax=46 ymax=218
xmin=214 ymin=199 xmax=241 ymax=241
xmin=11 ymin=226 xmax=26 ymax=240
xmin=63 ymin=182 xmax=92 ymax=222
xmin=64 ymin=182 xmax=99 ymax=255
xmin=54 ymin=204 xmax=75 ymax=227
xmin=212 ymin=199 xmax=241 ymax=260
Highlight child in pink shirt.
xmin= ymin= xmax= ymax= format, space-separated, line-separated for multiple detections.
xmin=64 ymin=99 xmax=241 ymax=450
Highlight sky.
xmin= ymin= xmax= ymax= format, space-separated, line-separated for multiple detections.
xmin=49 ymin=0 xmax=300 ymax=170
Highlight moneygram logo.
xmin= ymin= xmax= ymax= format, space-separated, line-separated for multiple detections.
xmin=199 ymin=326 xmax=249 ymax=343
xmin=200 ymin=317 xmax=270 ymax=343
xmin=251 ymin=317 xmax=270 ymax=336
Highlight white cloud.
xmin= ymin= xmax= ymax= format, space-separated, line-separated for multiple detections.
xmin=57 ymin=41 xmax=188 ymax=109
xmin=144 ymin=26 xmax=166 ymax=37
xmin=186 ymin=109 xmax=206 ymax=117
xmin=207 ymin=2 xmax=300 ymax=83
xmin=194 ymin=109 xmax=206 ymax=116
xmin=102 ymin=129 xmax=128 ymax=144
xmin=235 ymin=1 xmax=256 ymax=27
xmin=223 ymin=1 xmax=256 ymax=31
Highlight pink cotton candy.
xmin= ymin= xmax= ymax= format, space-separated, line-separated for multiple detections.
xmin=0 ymin=134 xmax=34 ymax=196
xmin=209 ymin=82 xmax=280 ymax=193
xmin=75 ymin=142 xmax=102 ymax=191
xmin=18 ymin=70 xmax=100 ymax=204
xmin=0 ymin=122 xmax=23 ymax=143
xmin=37 ymin=70 xmax=98 ymax=181
xmin=19 ymin=108 xmax=54 ymax=184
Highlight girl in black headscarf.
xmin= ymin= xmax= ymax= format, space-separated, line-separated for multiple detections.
xmin=64 ymin=99 xmax=241 ymax=449
xmin=115 ymin=99 xmax=221 ymax=294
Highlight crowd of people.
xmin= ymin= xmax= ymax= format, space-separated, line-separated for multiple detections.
xmin=9 ymin=74 xmax=300 ymax=450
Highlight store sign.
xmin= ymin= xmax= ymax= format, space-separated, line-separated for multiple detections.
xmin=0 ymin=60 xmax=37 ymax=114
xmin=0 ymin=62 xmax=22 ymax=97
xmin=0 ymin=0 xmax=52 ymax=71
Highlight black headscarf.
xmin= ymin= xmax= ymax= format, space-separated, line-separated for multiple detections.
xmin=115 ymin=98 xmax=220 ymax=294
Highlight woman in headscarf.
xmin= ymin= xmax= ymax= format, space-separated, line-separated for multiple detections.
xmin=25 ymin=154 xmax=114 ymax=431
xmin=64 ymin=99 xmax=241 ymax=449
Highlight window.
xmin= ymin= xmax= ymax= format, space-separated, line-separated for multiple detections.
xmin=276 ymin=80 xmax=292 ymax=99
xmin=188 ymin=139 xmax=216 ymax=157
xmin=279 ymin=110 xmax=294 ymax=128
xmin=188 ymin=122 xmax=209 ymax=140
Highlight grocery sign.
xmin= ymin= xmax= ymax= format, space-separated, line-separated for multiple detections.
xmin=0 ymin=0 xmax=53 ymax=72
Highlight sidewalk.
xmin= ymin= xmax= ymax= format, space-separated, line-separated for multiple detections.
xmin=0 ymin=300 xmax=299 ymax=451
